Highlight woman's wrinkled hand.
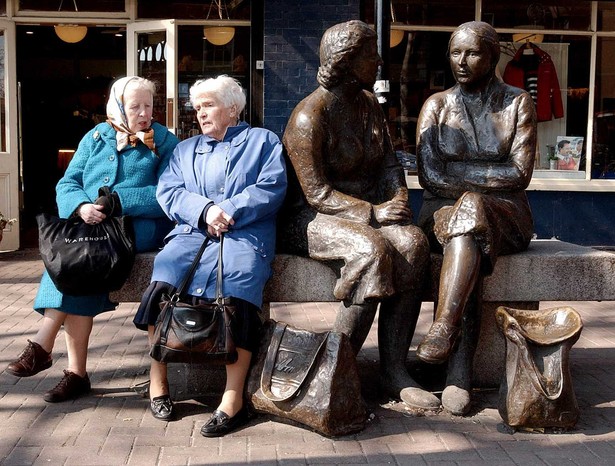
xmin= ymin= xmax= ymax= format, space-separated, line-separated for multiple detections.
xmin=78 ymin=203 xmax=107 ymax=225
xmin=373 ymin=199 xmax=413 ymax=226
xmin=205 ymin=204 xmax=235 ymax=236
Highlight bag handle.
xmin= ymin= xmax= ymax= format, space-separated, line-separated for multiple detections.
xmin=173 ymin=232 xmax=225 ymax=302
xmin=260 ymin=322 xmax=329 ymax=402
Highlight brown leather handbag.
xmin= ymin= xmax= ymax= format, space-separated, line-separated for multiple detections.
xmin=150 ymin=233 xmax=238 ymax=365
xmin=246 ymin=319 xmax=367 ymax=437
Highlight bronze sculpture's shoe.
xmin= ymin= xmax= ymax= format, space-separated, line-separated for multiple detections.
xmin=400 ymin=387 xmax=441 ymax=411
xmin=416 ymin=321 xmax=460 ymax=364
xmin=6 ymin=340 xmax=52 ymax=377
xmin=441 ymin=385 xmax=471 ymax=416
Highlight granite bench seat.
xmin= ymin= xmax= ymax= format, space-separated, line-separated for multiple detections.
xmin=111 ymin=239 xmax=615 ymax=389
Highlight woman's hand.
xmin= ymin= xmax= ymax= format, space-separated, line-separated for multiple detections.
xmin=78 ymin=203 xmax=107 ymax=225
xmin=205 ymin=204 xmax=235 ymax=236
xmin=373 ymin=199 xmax=413 ymax=226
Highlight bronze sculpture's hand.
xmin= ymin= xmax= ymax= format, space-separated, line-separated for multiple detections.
xmin=373 ymin=199 xmax=413 ymax=226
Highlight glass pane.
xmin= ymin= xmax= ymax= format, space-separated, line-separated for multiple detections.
xmin=386 ymin=31 xmax=590 ymax=176
xmin=137 ymin=31 xmax=167 ymax=126
xmin=598 ymin=2 xmax=615 ymax=31
xmin=138 ymin=0 xmax=250 ymax=21
xmin=19 ymin=0 xmax=125 ymax=13
xmin=497 ymin=34 xmax=590 ymax=173
xmin=176 ymin=25 xmax=251 ymax=140
xmin=593 ymin=37 xmax=615 ymax=179
xmin=366 ymin=1 xmax=475 ymax=27
xmin=0 ymin=30 xmax=5 ymax=152
xmin=388 ymin=31 xmax=452 ymax=168
xmin=482 ymin=1 xmax=591 ymax=31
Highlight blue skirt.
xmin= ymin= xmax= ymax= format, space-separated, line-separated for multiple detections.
xmin=33 ymin=271 xmax=117 ymax=317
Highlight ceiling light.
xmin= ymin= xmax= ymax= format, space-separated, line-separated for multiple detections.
xmin=54 ymin=25 xmax=88 ymax=43
xmin=390 ymin=28 xmax=404 ymax=47
xmin=204 ymin=0 xmax=235 ymax=46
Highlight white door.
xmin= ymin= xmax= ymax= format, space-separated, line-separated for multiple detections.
xmin=127 ymin=20 xmax=177 ymax=133
xmin=0 ymin=20 xmax=19 ymax=251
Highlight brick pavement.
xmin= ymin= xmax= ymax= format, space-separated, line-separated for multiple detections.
xmin=1 ymin=248 xmax=615 ymax=465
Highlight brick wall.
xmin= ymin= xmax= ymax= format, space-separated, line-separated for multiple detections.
xmin=263 ymin=0 xmax=361 ymax=137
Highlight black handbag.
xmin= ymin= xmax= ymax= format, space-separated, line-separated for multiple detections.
xmin=36 ymin=212 xmax=135 ymax=296
xmin=150 ymin=233 xmax=238 ymax=365
xmin=246 ymin=319 xmax=367 ymax=437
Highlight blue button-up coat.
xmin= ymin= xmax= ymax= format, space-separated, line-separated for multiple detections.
xmin=151 ymin=122 xmax=287 ymax=308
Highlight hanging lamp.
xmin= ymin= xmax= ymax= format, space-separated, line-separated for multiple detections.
xmin=54 ymin=0 xmax=87 ymax=43
xmin=204 ymin=0 xmax=235 ymax=46
xmin=390 ymin=2 xmax=405 ymax=48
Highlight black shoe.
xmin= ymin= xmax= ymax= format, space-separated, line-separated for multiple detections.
xmin=200 ymin=406 xmax=250 ymax=437
xmin=43 ymin=370 xmax=91 ymax=403
xmin=150 ymin=395 xmax=174 ymax=421
xmin=7 ymin=340 xmax=52 ymax=377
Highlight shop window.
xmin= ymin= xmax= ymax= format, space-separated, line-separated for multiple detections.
xmin=481 ymin=1 xmax=592 ymax=31
xmin=18 ymin=0 xmax=125 ymax=13
xmin=138 ymin=0 xmax=251 ymax=21
xmin=176 ymin=25 xmax=251 ymax=140
xmin=598 ymin=1 xmax=615 ymax=31
xmin=365 ymin=0 xmax=475 ymax=27
xmin=593 ymin=37 xmax=615 ymax=178
xmin=0 ymin=31 xmax=5 ymax=152
xmin=374 ymin=2 xmax=607 ymax=182
xmin=498 ymin=34 xmax=590 ymax=177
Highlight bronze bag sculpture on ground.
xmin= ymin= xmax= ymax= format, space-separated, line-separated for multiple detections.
xmin=150 ymin=234 xmax=238 ymax=365
xmin=496 ymin=306 xmax=583 ymax=429
xmin=246 ymin=320 xmax=367 ymax=437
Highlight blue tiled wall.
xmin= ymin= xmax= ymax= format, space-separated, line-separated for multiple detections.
xmin=263 ymin=0 xmax=361 ymax=136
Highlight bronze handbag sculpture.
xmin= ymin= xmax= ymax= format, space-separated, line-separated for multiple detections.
xmin=496 ymin=306 xmax=583 ymax=429
xmin=246 ymin=320 xmax=367 ymax=437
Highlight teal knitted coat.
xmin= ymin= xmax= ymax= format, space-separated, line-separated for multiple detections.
xmin=33 ymin=121 xmax=179 ymax=316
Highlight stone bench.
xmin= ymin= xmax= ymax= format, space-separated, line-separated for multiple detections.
xmin=111 ymin=239 xmax=615 ymax=390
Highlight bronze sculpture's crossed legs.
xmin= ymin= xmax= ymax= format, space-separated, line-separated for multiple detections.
xmin=416 ymin=234 xmax=483 ymax=415
xmin=417 ymin=235 xmax=480 ymax=364
xmin=442 ymin=291 xmax=481 ymax=415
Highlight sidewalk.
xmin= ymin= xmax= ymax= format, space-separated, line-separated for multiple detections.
xmin=1 ymin=248 xmax=615 ymax=466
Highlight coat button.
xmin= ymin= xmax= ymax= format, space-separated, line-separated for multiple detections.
xmin=109 ymin=155 xmax=115 ymax=161
xmin=196 ymin=288 xmax=203 ymax=294
xmin=103 ymin=176 xmax=110 ymax=183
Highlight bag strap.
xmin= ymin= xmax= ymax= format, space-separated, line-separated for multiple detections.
xmin=173 ymin=232 xmax=225 ymax=300
xmin=174 ymin=235 xmax=210 ymax=299
xmin=260 ymin=322 xmax=329 ymax=402
xmin=214 ymin=233 xmax=224 ymax=304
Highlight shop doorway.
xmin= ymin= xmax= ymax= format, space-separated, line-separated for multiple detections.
xmin=16 ymin=25 xmax=126 ymax=247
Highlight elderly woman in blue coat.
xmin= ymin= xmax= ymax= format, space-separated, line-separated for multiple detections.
xmin=134 ymin=75 xmax=287 ymax=435
xmin=6 ymin=76 xmax=179 ymax=402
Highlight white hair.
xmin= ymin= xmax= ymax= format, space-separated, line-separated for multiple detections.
xmin=189 ymin=75 xmax=246 ymax=113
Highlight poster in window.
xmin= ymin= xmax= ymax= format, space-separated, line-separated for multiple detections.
xmin=555 ymin=136 xmax=583 ymax=171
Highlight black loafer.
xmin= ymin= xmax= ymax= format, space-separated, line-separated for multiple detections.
xmin=150 ymin=395 xmax=174 ymax=421
xmin=200 ymin=406 xmax=250 ymax=437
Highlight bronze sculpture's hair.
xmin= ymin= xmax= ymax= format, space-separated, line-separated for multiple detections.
xmin=448 ymin=21 xmax=501 ymax=70
xmin=317 ymin=20 xmax=376 ymax=89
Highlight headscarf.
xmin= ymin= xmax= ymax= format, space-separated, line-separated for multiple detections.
xmin=106 ymin=76 xmax=157 ymax=153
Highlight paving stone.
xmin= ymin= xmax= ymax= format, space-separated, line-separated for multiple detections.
xmin=2 ymin=249 xmax=615 ymax=465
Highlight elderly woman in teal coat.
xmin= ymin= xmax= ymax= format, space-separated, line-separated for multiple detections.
xmin=134 ymin=75 xmax=287 ymax=434
xmin=6 ymin=76 xmax=179 ymax=403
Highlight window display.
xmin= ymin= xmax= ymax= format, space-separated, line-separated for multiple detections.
xmin=375 ymin=1 xmax=615 ymax=181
